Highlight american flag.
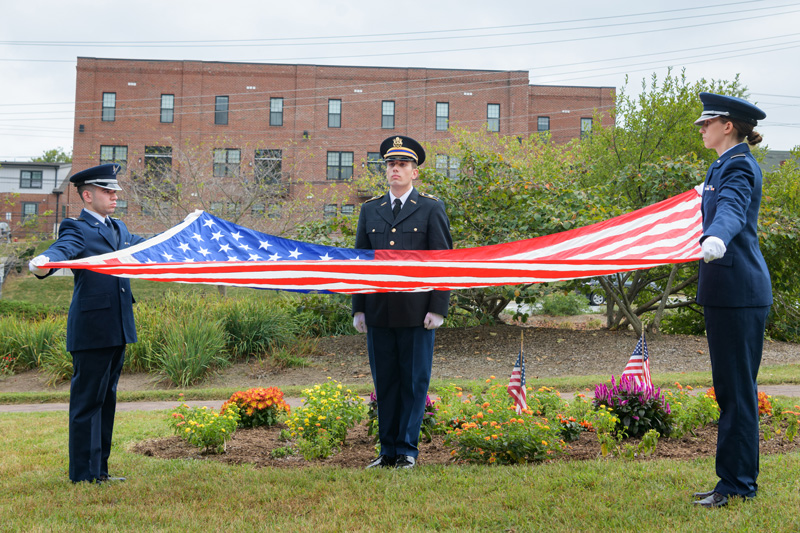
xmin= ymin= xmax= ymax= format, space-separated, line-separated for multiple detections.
xmin=44 ymin=188 xmax=703 ymax=292
xmin=622 ymin=333 xmax=652 ymax=389
xmin=507 ymin=344 xmax=528 ymax=414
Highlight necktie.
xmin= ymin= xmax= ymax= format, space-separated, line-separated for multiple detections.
xmin=392 ymin=198 xmax=402 ymax=219
xmin=105 ymin=218 xmax=119 ymax=247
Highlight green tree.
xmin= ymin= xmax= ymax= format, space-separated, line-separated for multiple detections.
xmin=421 ymin=128 xmax=606 ymax=322
xmin=574 ymin=70 xmax=759 ymax=335
xmin=761 ymin=147 xmax=800 ymax=341
xmin=31 ymin=148 xmax=72 ymax=163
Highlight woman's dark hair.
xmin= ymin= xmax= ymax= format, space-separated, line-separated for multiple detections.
xmin=721 ymin=117 xmax=763 ymax=146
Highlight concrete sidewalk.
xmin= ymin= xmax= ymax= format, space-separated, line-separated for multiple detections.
xmin=2 ymin=385 xmax=799 ymax=414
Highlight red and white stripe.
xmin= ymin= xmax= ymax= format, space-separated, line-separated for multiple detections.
xmin=45 ymin=189 xmax=703 ymax=293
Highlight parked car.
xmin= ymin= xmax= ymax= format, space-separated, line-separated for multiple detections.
xmin=0 ymin=222 xmax=10 ymax=242
xmin=581 ymin=276 xmax=667 ymax=307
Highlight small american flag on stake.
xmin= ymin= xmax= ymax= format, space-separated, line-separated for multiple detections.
xmin=508 ymin=332 xmax=528 ymax=414
xmin=622 ymin=333 xmax=652 ymax=388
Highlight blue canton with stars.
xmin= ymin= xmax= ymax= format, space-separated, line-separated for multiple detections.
xmin=130 ymin=211 xmax=374 ymax=264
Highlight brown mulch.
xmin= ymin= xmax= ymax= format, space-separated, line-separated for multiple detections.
xmin=131 ymin=421 xmax=800 ymax=468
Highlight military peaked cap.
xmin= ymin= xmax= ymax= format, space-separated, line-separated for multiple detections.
xmin=694 ymin=92 xmax=766 ymax=126
xmin=380 ymin=136 xmax=426 ymax=166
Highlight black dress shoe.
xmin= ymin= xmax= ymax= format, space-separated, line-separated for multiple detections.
xmin=366 ymin=455 xmax=395 ymax=469
xmin=394 ymin=455 xmax=416 ymax=469
xmin=98 ymin=475 xmax=126 ymax=482
xmin=693 ymin=491 xmax=728 ymax=508
xmin=693 ymin=489 xmax=716 ymax=499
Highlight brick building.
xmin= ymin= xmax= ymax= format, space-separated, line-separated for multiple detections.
xmin=69 ymin=57 xmax=615 ymax=235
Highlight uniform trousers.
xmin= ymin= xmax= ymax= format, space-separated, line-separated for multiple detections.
xmin=704 ymin=305 xmax=770 ymax=498
xmin=68 ymin=345 xmax=126 ymax=482
xmin=367 ymin=326 xmax=434 ymax=458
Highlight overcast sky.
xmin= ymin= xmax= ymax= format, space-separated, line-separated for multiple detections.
xmin=1 ymin=0 xmax=798 ymax=161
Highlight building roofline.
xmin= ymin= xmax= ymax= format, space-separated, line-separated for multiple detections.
xmin=529 ymin=83 xmax=616 ymax=90
xmin=0 ymin=161 xmax=67 ymax=169
xmin=76 ymin=56 xmax=529 ymax=75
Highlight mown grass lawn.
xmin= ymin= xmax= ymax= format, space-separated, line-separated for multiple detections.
xmin=2 ymin=410 xmax=799 ymax=532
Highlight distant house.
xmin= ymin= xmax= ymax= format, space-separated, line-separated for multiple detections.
xmin=760 ymin=150 xmax=796 ymax=173
xmin=0 ymin=161 xmax=72 ymax=239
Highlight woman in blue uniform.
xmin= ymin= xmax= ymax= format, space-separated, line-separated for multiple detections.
xmin=692 ymin=93 xmax=772 ymax=508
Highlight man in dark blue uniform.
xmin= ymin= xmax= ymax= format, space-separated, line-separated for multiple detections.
xmin=29 ymin=163 xmax=145 ymax=484
xmin=352 ymin=136 xmax=452 ymax=469
xmin=691 ymin=93 xmax=772 ymax=508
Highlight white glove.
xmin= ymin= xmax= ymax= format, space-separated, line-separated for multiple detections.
xmin=28 ymin=255 xmax=52 ymax=275
xmin=423 ymin=312 xmax=444 ymax=330
xmin=701 ymin=236 xmax=726 ymax=263
xmin=353 ymin=312 xmax=367 ymax=334
xmin=694 ymin=183 xmax=704 ymax=196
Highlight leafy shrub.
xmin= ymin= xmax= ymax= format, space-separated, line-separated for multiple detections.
xmin=663 ymin=384 xmax=719 ymax=438
xmin=593 ymin=375 xmax=672 ymax=438
xmin=537 ymin=291 xmax=588 ymax=316
xmin=659 ymin=307 xmax=706 ymax=335
xmin=222 ymin=387 xmax=290 ymax=428
xmin=286 ymin=379 xmax=367 ymax=459
xmin=169 ymin=402 xmax=240 ymax=454
xmin=439 ymin=379 xmax=567 ymax=464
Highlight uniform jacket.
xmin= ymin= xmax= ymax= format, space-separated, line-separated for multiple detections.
xmin=697 ymin=143 xmax=772 ymax=307
xmin=352 ymin=188 xmax=453 ymax=328
xmin=38 ymin=209 xmax=146 ymax=351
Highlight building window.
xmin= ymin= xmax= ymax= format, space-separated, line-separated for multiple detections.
xmin=22 ymin=202 xmax=38 ymax=221
xmin=160 ymin=94 xmax=174 ymax=123
xmin=382 ymin=100 xmax=395 ymax=129
xmin=323 ymin=204 xmax=338 ymax=218
xmin=144 ymin=146 xmax=172 ymax=179
xmin=436 ymin=102 xmax=449 ymax=131
xmin=115 ymin=200 xmax=128 ymax=215
xmin=270 ymin=97 xmax=284 ymax=126
xmin=20 ymin=170 xmax=43 ymax=189
xmin=366 ymin=152 xmax=385 ymax=175
xmin=581 ymin=117 xmax=593 ymax=139
xmin=328 ymin=99 xmax=342 ymax=128
xmin=327 ymin=151 xmax=353 ymax=181
xmin=341 ymin=204 xmax=355 ymax=216
xmin=487 ymin=104 xmax=500 ymax=132
xmin=99 ymin=145 xmax=128 ymax=172
xmin=268 ymin=204 xmax=281 ymax=219
xmin=254 ymin=149 xmax=282 ymax=184
xmin=537 ymin=116 xmax=550 ymax=132
xmin=251 ymin=203 xmax=265 ymax=216
xmin=435 ymin=154 xmax=460 ymax=179
xmin=102 ymin=92 xmax=116 ymax=122
xmin=213 ymin=148 xmax=240 ymax=177
xmin=215 ymin=96 xmax=229 ymax=125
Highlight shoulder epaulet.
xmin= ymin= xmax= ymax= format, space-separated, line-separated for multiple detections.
xmin=418 ymin=191 xmax=440 ymax=201
xmin=730 ymin=154 xmax=747 ymax=159
xmin=69 ymin=217 xmax=80 ymax=220
xmin=364 ymin=195 xmax=383 ymax=203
